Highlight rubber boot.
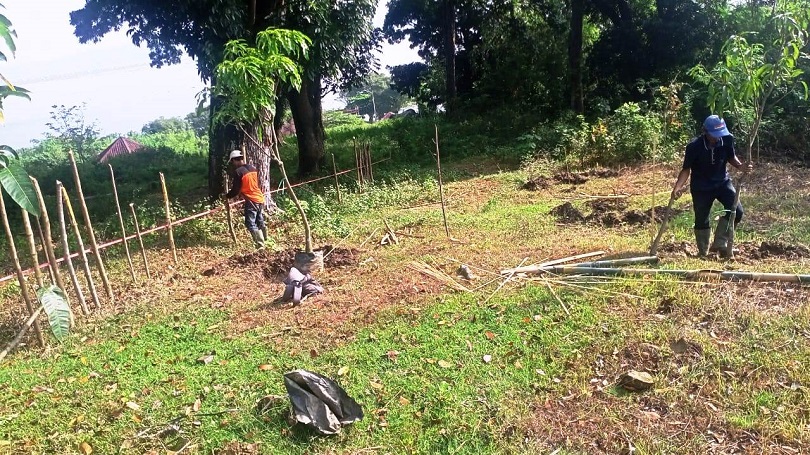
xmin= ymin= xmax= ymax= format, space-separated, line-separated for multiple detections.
xmin=694 ymin=228 xmax=711 ymax=257
xmin=710 ymin=218 xmax=731 ymax=256
xmin=261 ymin=225 xmax=269 ymax=244
xmin=250 ymin=230 xmax=265 ymax=249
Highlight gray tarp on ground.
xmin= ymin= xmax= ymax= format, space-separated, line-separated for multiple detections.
xmin=283 ymin=369 xmax=363 ymax=435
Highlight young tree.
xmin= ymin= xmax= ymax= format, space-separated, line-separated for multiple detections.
xmin=690 ymin=6 xmax=809 ymax=256
xmin=0 ymin=5 xmax=38 ymax=215
xmin=71 ymin=0 xmax=378 ymax=192
xmin=342 ymin=73 xmax=409 ymax=122
xmin=45 ymin=104 xmax=101 ymax=161
xmin=214 ymin=28 xmax=315 ymax=253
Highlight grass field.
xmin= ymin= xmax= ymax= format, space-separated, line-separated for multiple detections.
xmin=1 ymin=150 xmax=809 ymax=454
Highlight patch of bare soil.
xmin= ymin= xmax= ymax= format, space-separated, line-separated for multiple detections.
xmin=550 ymin=202 xmax=586 ymax=223
xmin=202 ymin=246 xmax=360 ymax=280
xmin=553 ymin=171 xmax=589 ymax=185
xmin=587 ymin=198 xmax=629 ymax=213
xmin=552 ymin=168 xmax=622 ymax=185
xmin=519 ymin=391 xmax=786 ymax=454
xmin=522 ymin=176 xmax=551 ymax=191
xmin=551 ymin=202 xmax=683 ymax=227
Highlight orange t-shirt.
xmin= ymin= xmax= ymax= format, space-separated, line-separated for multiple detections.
xmin=227 ymin=164 xmax=265 ymax=204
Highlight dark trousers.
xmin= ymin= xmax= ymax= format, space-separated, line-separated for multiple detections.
xmin=691 ymin=180 xmax=743 ymax=230
xmin=244 ymin=200 xmax=266 ymax=231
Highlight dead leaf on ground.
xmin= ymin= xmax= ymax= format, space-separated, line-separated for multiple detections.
xmin=197 ymin=354 xmax=215 ymax=365
xmin=337 ymin=366 xmax=349 ymax=376
xmin=438 ymin=360 xmax=453 ymax=368
xmin=78 ymin=442 xmax=93 ymax=455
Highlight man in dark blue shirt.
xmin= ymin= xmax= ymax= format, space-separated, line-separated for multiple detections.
xmin=671 ymin=115 xmax=753 ymax=257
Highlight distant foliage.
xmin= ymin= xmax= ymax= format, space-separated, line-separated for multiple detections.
xmin=324 ymin=110 xmax=367 ymax=129
xmin=520 ymin=98 xmax=690 ymax=167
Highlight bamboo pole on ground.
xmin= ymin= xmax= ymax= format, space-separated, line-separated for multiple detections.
xmin=129 ymin=203 xmax=151 ymax=279
xmin=500 ymin=251 xmax=605 ymax=275
xmin=331 ymin=152 xmax=342 ymax=203
xmin=109 ymin=165 xmax=136 ymax=282
xmin=0 ymin=195 xmax=45 ymax=348
xmin=61 ymin=187 xmax=101 ymax=309
xmin=34 ymin=216 xmax=55 ymax=283
xmin=56 ymin=181 xmax=89 ymax=317
xmin=567 ymin=256 xmax=659 ymax=268
xmin=222 ymin=172 xmax=237 ymax=244
xmin=544 ymin=266 xmax=810 ymax=284
xmin=21 ymin=210 xmax=45 ymax=288
xmin=68 ymin=151 xmax=114 ymax=301
xmin=31 ymin=177 xmax=74 ymax=326
xmin=434 ymin=125 xmax=451 ymax=238
xmin=0 ymin=307 xmax=45 ymax=363
xmin=159 ymin=172 xmax=178 ymax=264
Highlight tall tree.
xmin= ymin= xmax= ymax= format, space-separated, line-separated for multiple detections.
xmin=569 ymin=0 xmax=585 ymax=113
xmin=70 ymin=0 xmax=377 ymax=197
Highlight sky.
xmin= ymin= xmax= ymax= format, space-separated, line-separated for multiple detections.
xmin=0 ymin=0 xmax=420 ymax=149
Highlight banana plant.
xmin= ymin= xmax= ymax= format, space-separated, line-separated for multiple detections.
xmin=0 ymin=3 xmax=37 ymax=215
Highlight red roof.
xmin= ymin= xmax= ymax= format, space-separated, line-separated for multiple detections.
xmin=97 ymin=137 xmax=145 ymax=163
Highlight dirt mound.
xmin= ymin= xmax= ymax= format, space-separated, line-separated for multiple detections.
xmin=737 ymin=241 xmax=810 ymax=260
xmin=522 ymin=176 xmax=551 ymax=191
xmin=552 ymin=203 xmax=684 ymax=227
xmin=553 ymin=171 xmax=589 ymax=185
xmin=322 ymin=245 xmax=361 ymax=268
xmin=550 ymin=202 xmax=585 ymax=223
xmin=587 ymin=198 xmax=628 ymax=212
xmin=552 ymin=168 xmax=621 ymax=185
xmin=202 ymin=246 xmax=360 ymax=279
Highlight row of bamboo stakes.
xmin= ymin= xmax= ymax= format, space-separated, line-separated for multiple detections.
xmin=1 ymin=151 xmax=179 ymax=361
xmin=3 ymin=144 xmax=382 ymax=360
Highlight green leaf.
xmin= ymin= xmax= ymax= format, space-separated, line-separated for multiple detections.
xmin=37 ymin=286 xmax=71 ymax=341
xmin=0 ymin=162 xmax=40 ymax=216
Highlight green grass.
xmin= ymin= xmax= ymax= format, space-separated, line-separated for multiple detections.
xmin=3 ymin=117 xmax=810 ymax=453
xmin=0 ymin=285 xmax=604 ymax=454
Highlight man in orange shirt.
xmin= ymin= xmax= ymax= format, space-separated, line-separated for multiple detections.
xmin=225 ymin=150 xmax=267 ymax=249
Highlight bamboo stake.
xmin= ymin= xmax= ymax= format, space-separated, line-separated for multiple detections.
xmin=566 ymin=256 xmax=660 ymax=268
xmin=21 ymin=210 xmax=45 ymax=288
xmin=649 ymin=192 xmax=677 ymax=256
xmin=500 ymin=251 xmax=605 ymax=275
xmin=365 ymin=143 xmax=374 ymax=182
xmin=68 ymin=150 xmax=114 ymax=301
xmin=0 ymin=306 xmax=45 ymax=363
xmin=129 ymin=203 xmax=151 ymax=279
xmin=109 ymin=165 xmax=136 ymax=282
xmin=0 ymin=195 xmax=45 ymax=348
xmin=30 ymin=177 xmax=74 ymax=326
xmin=354 ymin=138 xmax=362 ymax=192
xmin=61 ymin=187 xmax=101 ymax=310
xmin=159 ymin=172 xmax=178 ymax=264
xmin=331 ymin=152 xmax=342 ymax=203
xmin=56 ymin=181 xmax=88 ymax=317
xmin=434 ymin=125 xmax=450 ymax=238
xmin=222 ymin=172 xmax=237 ymax=244
xmin=544 ymin=266 xmax=810 ymax=284
xmin=34 ymin=216 xmax=55 ymax=283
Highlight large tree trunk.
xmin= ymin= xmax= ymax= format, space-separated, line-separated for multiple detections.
xmin=568 ymin=0 xmax=585 ymax=114
xmin=287 ymin=76 xmax=325 ymax=176
xmin=443 ymin=0 xmax=457 ymax=111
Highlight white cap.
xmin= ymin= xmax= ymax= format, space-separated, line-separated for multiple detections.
xmin=229 ymin=150 xmax=244 ymax=161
